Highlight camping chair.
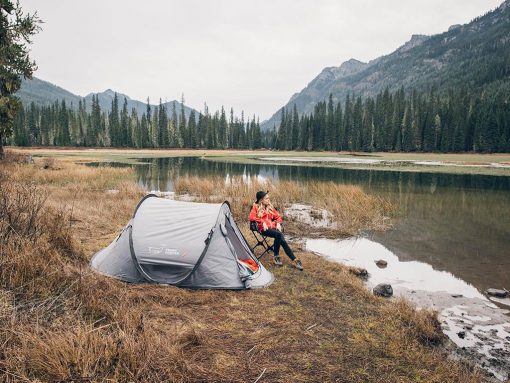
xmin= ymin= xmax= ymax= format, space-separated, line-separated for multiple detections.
xmin=249 ymin=221 xmax=284 ymax=260
xmin=249 ymin=221 xmax=274 ymax=260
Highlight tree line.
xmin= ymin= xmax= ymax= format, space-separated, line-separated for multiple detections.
xmin=270 ymin=85 xmax=510 ymax=153
xmin=10 ymin=94 xmax=267 ymax=150
xmin=9 ymin=85 xmax=510 ymax=153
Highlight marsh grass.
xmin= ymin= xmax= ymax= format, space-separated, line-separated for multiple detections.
xmin=174 ymin=175 xmax=395 ymax=236
xmin=0 ymin=153 xmax=485 ymax=382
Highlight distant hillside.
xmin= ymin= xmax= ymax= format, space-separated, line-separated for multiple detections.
xmin=82 ymin=89 xmax=196 ymax=120
xmin=18 ymin=77 xmax=197 ymax=119
xmin=262 ymin=0 xmax=510 ymax=129
xmin=17 ymin=77 xmax=81 ymax=107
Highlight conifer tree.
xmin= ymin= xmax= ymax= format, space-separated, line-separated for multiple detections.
xmin=109 ymin=92 xmax=119 ymax=146
xmin=178 ymin=94 xmax=186 ymax=148
xmin=145 ymin=98 xmax=152 ymax=147
xmin=151 ymin=105 xmax=159 ymax=148
xmin=275 ymin=107 xmax=286 ymax=150
xmin=197 ymin=112 xmax=204 ymax=148
xmin=120 ymin=97 xmax=129 ymax=146
xmin=140 ymin=113 xmax=149 ymax=148
xmin=158 ymin=100 xmax=168 ymax=147
xmin=55 ymin=100 xmax=70 ymax=146
xmin=218 ymin=106 xmax=227 ymax=149
xmin=130 ymin=108 xmax=140 ymax=148
xmin=0 ymin=1 xmax=40 ymax=158
xmin=188 ymin=110 xmax=197 ymax=148
xmin=402 ymin=105 xmax=413 ymax=152
xmin=90 ymin=95 xmax=101 ymax=146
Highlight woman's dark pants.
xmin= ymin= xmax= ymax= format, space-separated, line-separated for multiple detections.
xmin=261 ymin=229 xmax=296 ymax=261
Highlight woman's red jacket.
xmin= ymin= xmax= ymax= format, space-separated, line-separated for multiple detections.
xmin=248 ymin=203 xmax=283 ymax=232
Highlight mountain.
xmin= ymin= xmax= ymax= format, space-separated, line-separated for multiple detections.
xmin=82 ymin=89 xmax=196 ymax=120
xmin=17 ymin=77 xmax=197 ymax=119
xmin=17 ymin=77 xmax=82 ymax=107
xmin=262 ymin=0 xmax=510 ymax=130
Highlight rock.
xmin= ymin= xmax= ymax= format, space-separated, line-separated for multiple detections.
xmin=349 ymin=267 xmax=369 ymax=279
xmin=485 ymin=288 xmax=508 ymax=298
xmin=457 ymin=331 xmax=466 ymax=339
xmin=451 ymin=294 xmax=463 ymax=298
xmin=375 ymin=259 xmax=387 ymax=268
xmin=373 ymin=283 xmax=393 ymax=297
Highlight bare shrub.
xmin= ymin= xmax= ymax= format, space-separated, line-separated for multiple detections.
xmin=41 ymin=157 xmax=61 ymax=170
xmin=0 ymin=172 xmax=83 ymax=300
xmin=0 ymin=173 xmax=47 ymax=242
xmin=0 ymin=149 xmax=34 ymax=164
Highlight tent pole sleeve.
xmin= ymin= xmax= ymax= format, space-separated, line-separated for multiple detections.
xmin=176 ymin=205 xmax=225 ymax=286
xmin=128 ymin=225 xmax=157 ymax=283
xmin=132 ymin=193 xmax=158 ymax=218
xmin=175 ymin=228 xmax=215 ymax=286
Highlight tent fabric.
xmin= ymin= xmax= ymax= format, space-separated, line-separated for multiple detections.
xmin=91 ymin=220 xmax=144 ymax=283
xmin=91 ymin=195 xmax=273 ymax=289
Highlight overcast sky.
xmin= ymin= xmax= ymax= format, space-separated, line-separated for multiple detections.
xmin=22 ymin=0 xmax=503 ymax=119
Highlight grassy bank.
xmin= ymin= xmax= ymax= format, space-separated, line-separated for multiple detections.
xmin=9 ymin=146 xmax=510 ymax=176
xmin=0 ymin=151 xmax=485 ymax=382
xmin=207 ymin=152 xmax=510 ymax=177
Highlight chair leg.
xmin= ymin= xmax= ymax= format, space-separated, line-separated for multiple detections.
xmin=256 ymin=246 xmax=272 ymax=260
xmin=252 ymin=242 xmax=265 ymax=254
xmin=251 ymin=231 xmax=275 ymax=260
xmin=256 ymin=238 xmax=275 ymax=260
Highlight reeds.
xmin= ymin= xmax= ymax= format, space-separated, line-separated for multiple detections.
xmin=174 ymin=175 xmax=395 ymax=236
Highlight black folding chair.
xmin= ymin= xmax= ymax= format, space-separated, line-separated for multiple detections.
xmin=249 ymin=221 xmax=274 ymax=260
xmin=249 ymin=221 xmax=285 ymax=260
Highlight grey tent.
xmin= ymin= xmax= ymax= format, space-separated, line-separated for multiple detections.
xmin=91 ymin=194 xmax=274 ymax=289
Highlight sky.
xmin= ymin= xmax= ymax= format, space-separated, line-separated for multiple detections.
xmin=22 ymin=0 xmax=503 ymax=120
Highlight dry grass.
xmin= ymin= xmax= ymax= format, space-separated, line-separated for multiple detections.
xmin=0 ymin=152 xmax=485 ymax=383
xmin=174 ymin=176 xmax=395 ymax=237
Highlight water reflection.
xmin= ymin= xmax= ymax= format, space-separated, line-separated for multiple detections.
xmin=129 ymin=157 xmax=510 ymax=193
xmin=305 ymin=236 xmax=510 ymax=381
xmin=305 ymin=237 xmax=485 ymax=299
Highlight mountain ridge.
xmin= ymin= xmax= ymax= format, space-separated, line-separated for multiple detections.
xmin=17 ymin=77 xmax=197 ymax=119
xmin=261 ymin=0 xmax=509 ymax=130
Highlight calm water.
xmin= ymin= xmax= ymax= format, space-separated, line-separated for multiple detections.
xmin=92 ymin=157 xmax=510 ymax=293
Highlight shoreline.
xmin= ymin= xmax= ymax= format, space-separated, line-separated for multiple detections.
xmin=0 ymin=150 xmax=500 ymax=382
xmin=8 ymin=146 xmax=510 ymax=177
xmin=301 ymin=235 xmax=510 ymax=382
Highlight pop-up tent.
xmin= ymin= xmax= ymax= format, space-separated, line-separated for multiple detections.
xmin=91 ymin=195 xmax=274 ymax=289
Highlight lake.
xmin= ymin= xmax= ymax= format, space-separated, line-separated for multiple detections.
xmin=91 ymin=156 xmax=510 ymax=295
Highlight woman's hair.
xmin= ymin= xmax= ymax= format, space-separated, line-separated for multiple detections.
xmin=255 ymin=201 xmax=275 ymax=217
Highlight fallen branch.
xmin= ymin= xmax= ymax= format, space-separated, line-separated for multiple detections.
xmin=253 ymin=367 xmax=267 ymax=383
xmin=306 ymin=323 xmax=319 ymax=331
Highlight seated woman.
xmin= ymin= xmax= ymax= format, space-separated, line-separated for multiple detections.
xmin=248 ymin=191 xmax=303 ymax=270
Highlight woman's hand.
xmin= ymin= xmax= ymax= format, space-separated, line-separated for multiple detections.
xmin=276 ymin=223 xmax=282 ymax=232
xmin=263 ymin=222 xmax=268 ymax=231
